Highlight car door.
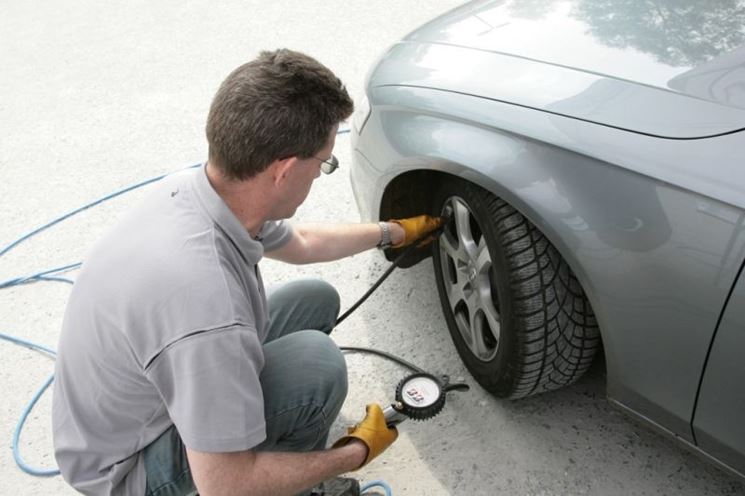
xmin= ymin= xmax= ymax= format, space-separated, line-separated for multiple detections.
xmin=693 ymin=262 xmax=745 ymax=478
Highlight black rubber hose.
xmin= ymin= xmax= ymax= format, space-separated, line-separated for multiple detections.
xmin=335 ymin=207 xmax=453 ymax=327
xmin=339 ymin=346 xmax=425 ymax=374
xmin=334 ymin=242 xmax=421 ymax=326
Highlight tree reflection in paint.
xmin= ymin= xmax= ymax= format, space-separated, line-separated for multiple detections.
xmin=505 ymin=0 xmax=745 ymax=66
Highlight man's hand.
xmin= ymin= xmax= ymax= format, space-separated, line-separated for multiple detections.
xmin=333 ymin=403 xmax=398 ymax=469
xmin=390 ymin=214 xmax=443 ymax=248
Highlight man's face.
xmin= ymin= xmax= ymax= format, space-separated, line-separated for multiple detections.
xmin=271 ymin=124 xmax=338 ymax=220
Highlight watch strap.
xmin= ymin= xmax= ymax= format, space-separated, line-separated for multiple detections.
xmin=377 ymin=222 xmax=392 ymax=249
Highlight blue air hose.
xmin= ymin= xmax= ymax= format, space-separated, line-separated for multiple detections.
xmin=361 ymin=479 xmax=394 ymax=496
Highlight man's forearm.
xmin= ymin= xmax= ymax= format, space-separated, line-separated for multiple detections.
xmin=187 ymin=441 xmax=367 ymax=496
xmin=268 ymin=222 xmax=405 ymax=264
xmin=297 ymin=223 xmax=400 ymax=262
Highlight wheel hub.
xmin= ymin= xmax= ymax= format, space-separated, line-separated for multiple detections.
xmin=467 ymin=262 xmax=477 ymax=283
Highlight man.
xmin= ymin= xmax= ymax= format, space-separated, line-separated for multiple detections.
xmin=52 ymin=49 xmax=441 ymax=496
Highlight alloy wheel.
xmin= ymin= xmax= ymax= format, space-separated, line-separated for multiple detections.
xmin=437 ymin=196 xmax=501 ymax=362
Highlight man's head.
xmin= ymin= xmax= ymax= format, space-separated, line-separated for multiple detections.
xmin=206 ymin=49 xmax=354 ymax=181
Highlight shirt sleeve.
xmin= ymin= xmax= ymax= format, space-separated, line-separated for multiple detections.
xmin=258 ymin=220 xmax=293 ymax=251
xmin=145 ymin=325 xmax=266 ymax=452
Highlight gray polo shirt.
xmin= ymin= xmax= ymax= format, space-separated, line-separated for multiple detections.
xmin=52 ymin=164 xmax=293 ymax=495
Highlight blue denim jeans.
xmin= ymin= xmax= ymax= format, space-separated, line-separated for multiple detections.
xmin=143 ymin=279 xmax=345 ymax=495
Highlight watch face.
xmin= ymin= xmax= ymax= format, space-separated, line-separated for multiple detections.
xmin=401 ymin=376 xmax=441 ymax=408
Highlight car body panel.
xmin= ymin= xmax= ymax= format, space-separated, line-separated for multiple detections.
xmin=350 ymin=0 xmax=745 ymax=480
xmin=370 ymin=42 xmax=745 ymax=138
xmin=694 ymin=263 xmax=745 ymax=474
xmin=363 ymin=85 xmax=745 ymax=214
xmin=351 ymin=87 xmax=745 ymax=441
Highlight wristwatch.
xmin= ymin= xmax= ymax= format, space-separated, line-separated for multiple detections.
xmin=377 ymin=222 xmax=392 ymax=249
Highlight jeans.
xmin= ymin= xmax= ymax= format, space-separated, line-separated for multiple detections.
xmin=143 ymin=279 xmax=345 ymax=496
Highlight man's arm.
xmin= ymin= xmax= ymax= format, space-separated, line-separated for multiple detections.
xmin=186 ymin=441 xmax=367 ymax=496
xmin=265 ymin=222 xmax=404 ymax=264
xmin=266 ymin=214 xmax=442 ymax=265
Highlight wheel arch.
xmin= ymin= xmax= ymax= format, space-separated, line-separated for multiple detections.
xmin=367 ymin=91 xmax=613 ymax=323
xmin=378 ymin=164 xmax=608 ymax=367
xmin=379 ymin=164 xmax=592 ymax=285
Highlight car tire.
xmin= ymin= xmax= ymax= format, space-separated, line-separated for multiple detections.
xmin=432 ymin=179 xmax=600 ymax=399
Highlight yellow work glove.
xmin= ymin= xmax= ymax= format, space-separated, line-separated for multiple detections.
xmin=390 ymin=214 xmax=443 ymax=248
xmin=333 ymin=403 xmax=398 ymax=469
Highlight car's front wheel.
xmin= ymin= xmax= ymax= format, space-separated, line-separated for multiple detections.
xmin=432 ymin=179 xmax=600 ymax=399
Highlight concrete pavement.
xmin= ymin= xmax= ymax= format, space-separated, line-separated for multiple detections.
xmin=2 ymin=1 xmax=744 ymax=494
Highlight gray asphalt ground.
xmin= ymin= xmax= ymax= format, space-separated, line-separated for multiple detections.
xmin=1 ymin=2 xmax=744 ymax=495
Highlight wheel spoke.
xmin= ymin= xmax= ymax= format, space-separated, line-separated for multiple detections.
xmin=453 ymin=309 xmax=471 ymax=347
xmin=451 ymin=276 xmax=481 ymax=353
xmin=474 ymin=238 xmax=491 ymax=275
xmin=439 ymin=230 xmax=468 ymax=267
xmin=446 ymin=277 xmax=467 ymax=310
xmin=452 ymin=200 xmax=478 ymax=259
xmin=475 ymin=316 xmax=493 ymax=358
xmin=465 ymin=287 xmax=485 ymax=355
xmin=479 ymin=287 xmax=501 ymax=344
xmin=464 ymin=280 xmax=479 ymax=313
xmin=472 ymin=293 xmax=500 ymax=359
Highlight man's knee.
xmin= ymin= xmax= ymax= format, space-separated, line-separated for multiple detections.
xmin=295 ymin=330 xmax=347 ymax=405
xmin=260 ymin=331 xmax=348 ymax=451
xmin=290 ymin=279 xmax=340 ymax=322
xmin=262 ymin=330 xmax=348 ymax=413
xmin=303 ymin=279 xmax=340 ymax=310
xmin=266 ymin=279 xmax=341 ymax=336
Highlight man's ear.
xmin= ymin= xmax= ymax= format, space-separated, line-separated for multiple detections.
xmin=269 ymin=157 xmax=297 ymax=186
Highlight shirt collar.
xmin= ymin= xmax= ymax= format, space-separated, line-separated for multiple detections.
xmin=191 ymin=164 xmax=264 ymax=264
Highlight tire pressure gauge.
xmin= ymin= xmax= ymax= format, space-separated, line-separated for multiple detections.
xmin=383 ymin=373 xmax=468 ymax=426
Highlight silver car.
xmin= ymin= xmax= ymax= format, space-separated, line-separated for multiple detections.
xmin=350 ymin=0 xmax=745 ymax=481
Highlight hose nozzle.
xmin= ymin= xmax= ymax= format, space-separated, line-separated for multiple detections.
xmin=441 ymin=205 xmax=454 ymax=226
xmin=430 ymin=204 xmax=454 ymax=240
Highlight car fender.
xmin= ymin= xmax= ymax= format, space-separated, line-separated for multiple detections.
xmin=354 ymin=85 xmax=745 ymax=441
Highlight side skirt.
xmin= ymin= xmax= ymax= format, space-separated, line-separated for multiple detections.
xmin=609 ymin=397 xmax=745 ymax=484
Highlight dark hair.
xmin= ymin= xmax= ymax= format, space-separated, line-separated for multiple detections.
xmin=206 ymin=49 xmax=353 ymax=180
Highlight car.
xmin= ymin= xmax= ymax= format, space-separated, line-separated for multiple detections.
xmin=349 ymin=0 xmax=745 ymax=482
